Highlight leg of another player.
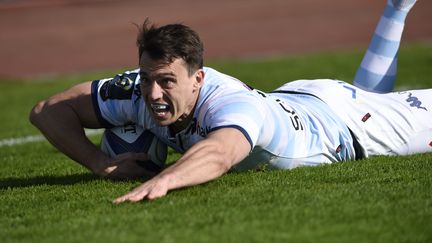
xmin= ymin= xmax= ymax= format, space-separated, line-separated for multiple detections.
xmin=353 ymin=0 xmax=417 ymax=93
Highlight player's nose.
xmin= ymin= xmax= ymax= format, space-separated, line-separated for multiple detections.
xmin=148 ymin=81 xmax=163 ymax=101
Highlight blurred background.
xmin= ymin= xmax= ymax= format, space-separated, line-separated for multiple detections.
xmin=0 ymin=0 xmax=431 ymax=79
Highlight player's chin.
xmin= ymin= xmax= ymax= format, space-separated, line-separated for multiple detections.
xmin=151 ymin=113 xmax=174 ymax=126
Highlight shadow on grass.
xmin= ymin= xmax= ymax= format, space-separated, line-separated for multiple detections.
xmin=0 ymin=173 xmax=99 ymax=189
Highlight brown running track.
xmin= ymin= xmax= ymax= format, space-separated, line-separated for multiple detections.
xmin=0 ymin=0 xmax=431 ymax=79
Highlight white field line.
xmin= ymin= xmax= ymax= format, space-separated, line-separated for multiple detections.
xmin=0 ymin=129 xmax=103 ymax=148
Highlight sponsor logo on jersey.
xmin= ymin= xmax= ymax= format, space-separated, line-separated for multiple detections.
xmin=100 ymin=73 xmax=137 ymax=101
xmin=114 ymin=76 xmax=133 ymax=91
xmin=399 ymin=92 xmax=427 ymax=111
xmin=185 ymin=118 xmax=211 ymax=137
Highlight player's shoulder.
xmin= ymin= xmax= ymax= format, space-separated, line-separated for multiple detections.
xmin=202 ymin=67 xmax=254 ymax=94
xmin=197 ymin=67 xmax=267 ymax=117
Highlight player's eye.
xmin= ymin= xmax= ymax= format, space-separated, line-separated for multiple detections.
xmin=140 ymin=76 xmax=151 ymax=85
xmin=159 ymin=78 xmax=175 ymax=88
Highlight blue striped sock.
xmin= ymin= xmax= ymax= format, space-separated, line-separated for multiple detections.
xmin=353 ymin=0 xmax=417 ymax=93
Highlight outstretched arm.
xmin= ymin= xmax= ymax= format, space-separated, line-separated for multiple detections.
xmin=113 ymin=127 xmax=251 ymax=203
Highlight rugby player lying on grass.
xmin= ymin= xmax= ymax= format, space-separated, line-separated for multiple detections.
xmin=29 ymin=0 xmax=431 ymax=203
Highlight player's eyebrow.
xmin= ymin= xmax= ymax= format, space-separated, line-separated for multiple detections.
xmin=156 ymin=72 xmax=176 ymax=77
xmin=139 ymin=70 xmax=176 ymax=78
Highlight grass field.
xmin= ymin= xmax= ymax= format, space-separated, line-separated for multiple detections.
xmin=1 ymin=44 xmax=431 ymax=243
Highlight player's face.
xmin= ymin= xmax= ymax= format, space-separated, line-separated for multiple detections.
xmin=139 ymin=55 xmax=204 ymax=131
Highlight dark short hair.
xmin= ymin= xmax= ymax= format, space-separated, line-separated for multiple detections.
xmin=137 ymin=19 xmax=204 ymax=76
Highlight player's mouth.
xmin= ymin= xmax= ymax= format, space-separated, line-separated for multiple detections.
xmin=150 ymin=103 xmax=171 ymax=119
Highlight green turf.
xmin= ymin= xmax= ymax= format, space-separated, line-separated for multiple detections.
xmin=1 ymin=44 xmax=431 ymax=243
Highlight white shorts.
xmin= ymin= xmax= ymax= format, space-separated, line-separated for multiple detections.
xmin=278 ymin=79 xmax=432 ymax=157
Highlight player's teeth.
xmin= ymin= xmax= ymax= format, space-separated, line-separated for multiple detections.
xmin=151 ymin=104 xmax=169 ymax=111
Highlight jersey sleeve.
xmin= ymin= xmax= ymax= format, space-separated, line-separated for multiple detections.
xmin=91 ymin=70 xmax=141 ymax=128
xmin=203 ymin=91 xmax=266 ymax=149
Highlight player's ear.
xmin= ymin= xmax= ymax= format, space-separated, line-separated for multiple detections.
xmin=193 ymin=69 xmax=205 ymax=89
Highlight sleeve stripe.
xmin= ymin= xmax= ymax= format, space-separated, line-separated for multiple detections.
xmin=209 ymin=125 xmax=253 ymax=151
xmin=91 ymin=80 xmax=115 ymax=128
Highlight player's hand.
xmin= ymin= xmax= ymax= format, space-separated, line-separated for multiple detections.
xmin=102 ymin=152 xmax=156 ymax=180
xmin=112 ymin=174 xmax=172 ymax=203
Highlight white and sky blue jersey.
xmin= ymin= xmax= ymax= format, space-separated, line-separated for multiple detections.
xmin=92 ymin=67 xmax=356 ymax=170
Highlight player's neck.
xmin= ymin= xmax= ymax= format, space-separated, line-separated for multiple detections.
xmin=170 ymin=115 xmax=192 ymax=134
xmin=170 ymin=103 xmax=198 ymax=134
xmin=170 ymin=88 xmax=201 ymax=134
